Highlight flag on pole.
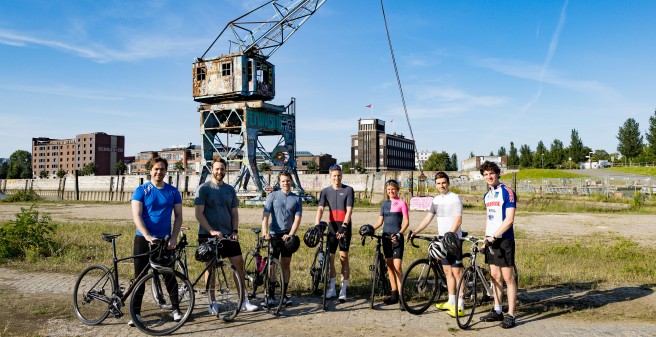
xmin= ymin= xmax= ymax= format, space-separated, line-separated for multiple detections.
xmin=390 ymin=118 xmax=394 ymax=123
xmin=365 ymin=104 xmax=372 ymax=108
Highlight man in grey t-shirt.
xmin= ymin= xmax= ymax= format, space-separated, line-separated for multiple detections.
xmin=195 ymin=158 xmax=259 ymax=313
xmin=262 ymin=171 xmax=302 ymax=306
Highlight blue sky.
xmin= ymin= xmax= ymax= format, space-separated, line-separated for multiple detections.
xmin=1 ymin=0 xmax=655 ymax=167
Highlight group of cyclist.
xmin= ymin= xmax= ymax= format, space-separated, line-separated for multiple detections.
xmin=129 ymin=157 xmax=517 ymax=329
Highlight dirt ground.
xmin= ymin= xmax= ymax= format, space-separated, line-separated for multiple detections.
xmin=1 ymin=203 xmax=655 ymax=336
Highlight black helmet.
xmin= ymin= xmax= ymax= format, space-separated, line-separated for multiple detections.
xmin=428 ymin=240 xmax=447 ymax=260
xmin=359 ymin=224 xmax=375 ymax=237
xmin=195 ymin=241 xmax=215 ymax=262
xmin=150 ymin=243 xmax=176 ymax=271
xmin=442 ymin=232 xmax=461 ymax=256
xmin=303 ymin=225 xmax=322 ymax=248
xmin=285 ymin=235 xmax=301 ymax=253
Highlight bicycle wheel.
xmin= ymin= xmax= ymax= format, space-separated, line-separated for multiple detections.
xmin=73 ymin=265 xmax=114 ymax=325
xmin=321 ymin=251 xmax=331 ymax=310
xmin=150 ymin=259 xmax=187 ymax=309
xmin=243 ymin=250 xmax=260 ymax=300
xmin=208 ymin=261 xmax=243 ymax=322
xmin=455 ymin=266 xmax=484 ymax=329
xmin=400 ymin=259 xmax=439 ymax=315
xmin=369 ymin=253 xmax=384 ymax=309
xmin=130 ymin=270 xmax=194 ymax=336
xmin=264 ymin=257 xmax=284 ymax=314
xmin=310 ymin=248 xmax=323 ymax=295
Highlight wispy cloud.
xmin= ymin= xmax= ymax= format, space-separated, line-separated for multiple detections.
xmin=0 ymin=82 xmax=188 ymax=102
xmin=0 ymin=29 xmax=204 ymax=63
xmin=404 ymin=86 xmax=509 ymax=118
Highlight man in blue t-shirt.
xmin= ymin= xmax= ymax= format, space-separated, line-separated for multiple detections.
xmin=130 ymin=157 xmax=183 ymax=326
xmin=479 ymin=161 xmax=518 ymax=329
xmin=262 ymin=171 xmax=302 ymax=306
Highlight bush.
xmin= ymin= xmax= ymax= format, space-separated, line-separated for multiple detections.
xmin=1 ymin=190 xmax=41 ymax=202
xmin=0 ymin=205 xmax=57 ymax=259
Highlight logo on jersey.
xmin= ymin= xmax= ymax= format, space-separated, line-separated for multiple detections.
xmin=488 ymin=214 xmax=494 ymax=220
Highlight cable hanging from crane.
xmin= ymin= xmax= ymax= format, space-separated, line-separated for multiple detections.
xmin=379 ymin=0 xmax=423 ymax=173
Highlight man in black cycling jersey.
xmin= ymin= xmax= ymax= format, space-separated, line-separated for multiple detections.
xmin=315 ymin=164 xmax=354 ymax=303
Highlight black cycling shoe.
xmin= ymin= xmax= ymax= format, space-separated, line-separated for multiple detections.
xmin=383 ymin=296 xmax=399 ymax=305
xmin=480 ymin=310 xmax=504 ymax=322
xmin=500 ymin=314 xmax=516 ymax=328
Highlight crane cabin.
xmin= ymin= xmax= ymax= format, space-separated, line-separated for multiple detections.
xmin=193 ymin=53 xmax=275 ymax=104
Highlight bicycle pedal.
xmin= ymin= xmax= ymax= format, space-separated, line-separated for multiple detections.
xmin=369 ymin=265 xmax=375 ymax=271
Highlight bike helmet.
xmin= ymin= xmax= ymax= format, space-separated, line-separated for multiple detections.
xmin=442 ymin=232 xmax=461 ymax=256
xmin=195 ymin=241 xmax=215 ymax=262
xmin=150 ymin=243 xmax=176 ymax=271
xmin=303 ymin=225 xmax=322 ymax=248
xmin=428 ymin=240 xmax=447 ymax=260
xmin=358 ymin=224 xmax=375 ymax=237
xmin=285 ymin=235 xmax=301 ymax=253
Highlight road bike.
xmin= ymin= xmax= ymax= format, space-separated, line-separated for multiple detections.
xmin=72 ymin=233 xmax=194 ymax=336
xmin=153 ymin=227 xmax=244 ymax=322
xmin=307 ymin=222 xmax=333 ymax=310
xmin=454 ymin=236 xmax=518 ymax=329
xmin=359 ymin=231 xmax=391 ymax=309
xmin=243 ymin=228 xmax=285 ymax=314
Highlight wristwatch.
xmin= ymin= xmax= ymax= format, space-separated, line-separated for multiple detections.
xmin=232 ymin=229 xmax=239 ymax=233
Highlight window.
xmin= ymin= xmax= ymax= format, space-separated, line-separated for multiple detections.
xmin=196 ymin=66 xmax=206 ymax=81
xmin=221 ymin=62 xmax=231 ymax=76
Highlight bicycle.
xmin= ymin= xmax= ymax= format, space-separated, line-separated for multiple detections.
xmin=306 ymin=222 xmax=333 ymax=310
xmin=399 ymin=232 xmax=447 ymax=314
xmin=243 ymin=228 xmax=285 ymax=314
xmin=454 ymin=236 xmax=518 ymax=329
xmin=359 ymin=230 xmax=391 ymax=309
xmin=72 ymin=233 xmax=194 ymax=336
xmin=154 ymin=227 xmax=245 ymax=322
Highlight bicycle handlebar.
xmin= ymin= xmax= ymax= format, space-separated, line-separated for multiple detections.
xmin=407 ymin=231 xmax=438 ymax=248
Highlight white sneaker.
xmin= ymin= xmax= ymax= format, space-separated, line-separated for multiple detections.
xmin=127 ymin=314 xmax=142 ymax=327
xmin=338 ymin=287 xmax=347 ymax=303
xmin=172 ymin=309 xmax=182 ymax=321
xmin=325 ymin=287 xmax=336 ymax=299
xmin=208 ymin=301 xmax=220 ymax=316
xmin=241 ymin=300 xmax=260 ymax=312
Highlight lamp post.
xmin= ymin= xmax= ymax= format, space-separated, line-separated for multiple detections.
xmin=589 ymin=151 xmax=593 ymax=169
xmin=541 ymin=153 xmax=544 ymax=169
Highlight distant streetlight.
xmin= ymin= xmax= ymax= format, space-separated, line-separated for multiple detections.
xmin=589 ymin=151 xmax=594 ymax=169
xmin=541 ymin=153 xmax=544 ymax=169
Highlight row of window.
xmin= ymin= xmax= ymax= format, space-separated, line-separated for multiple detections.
xmin=35 ymin=163 xmax=90 ymax=169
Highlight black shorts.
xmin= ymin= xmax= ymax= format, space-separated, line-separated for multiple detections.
xmin=269 ymin=233 xmax=294 ymax=258
xmin=441 ymin=245 xmax=464 ymax=267
xmin=382 ymin=234 xmax=404 ymax=259
xmin=198 ymin=234 xmax=242 ymax=259
xmin=484 ymin=237 xmax=515 ymax=267
xmin=327 ymin=223 xmax=351 ymax=254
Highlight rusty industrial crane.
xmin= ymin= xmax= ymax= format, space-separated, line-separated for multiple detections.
xmin=192 ymin=0 xmax=327 ymax=196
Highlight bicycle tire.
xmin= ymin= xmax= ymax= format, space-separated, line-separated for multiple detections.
xmin=150 ymin=259 xmax=186 ymax=309
xmin=400 ymin=259 xmax=439 ymax=315
xmin=243 ymin=250 xmax=259 ymax=300
xmin=72 ymin=264 xmax=114 ymax=325
xmin=321 ymin=251 xmax=331 ymax=310
xmin=129 ymin=270 xmax=194 ymax=336
xmin=310 ymin=248 xmax=322 ymax=295
xmin=455 ymin=266 xmax=484 ymax=329
xmin=264 ymin=257 xmax=284 ymax=314
xmin=369 ymin=253 xmax=381 ymax=309
xmin=207 ymin=261 xmax=244 ymax=322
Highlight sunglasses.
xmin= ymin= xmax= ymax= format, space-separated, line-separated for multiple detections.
xmin=385 ymin=179 xmax=398 ymax=185
xmin=329 ymin=164 xmax=341 ymax=170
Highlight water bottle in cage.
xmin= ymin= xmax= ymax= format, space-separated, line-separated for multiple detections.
xmin=256 ymin=256 xmax=265 ymax=273
xmin=318 ymin=251 xmax=324 ymax=267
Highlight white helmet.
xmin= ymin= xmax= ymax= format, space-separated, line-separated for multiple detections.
xmin=428 ymin=241 xmax=447 ymax=260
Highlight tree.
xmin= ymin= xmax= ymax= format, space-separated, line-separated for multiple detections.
xmin=616 ymin=118 xmax=643 ymax=160
xmin=646 ymin=109 xmax=656 ymax=155
xmin=7 ymin=150 xmax=32 ymax=179
xmin=532 ymin=140 xmax=547 ymax=168
xmin=508 ymin=142 xmax=519 ymax=166
xmin=339 ymin=161 xmax=352 ymax=173
xmin=497 ymin=146 xmax=507 ymax=157
xmin=469 ymin=151 xmax=474 ymax=159
xmin=450 ymin=153 xmax=458 ymax=171
xmin=519 ymin=144 xmax=533 ymax=168
xmin=592 ymin=149 xmax=610 ymax=161
xmin=0 ymin=160 xmax=8 ymax=179
xmin=144 ymin=160 xmax=153 ymax=172
xmin=39 ymin=170 xmax=48 ymax=179
xmin=258 ymin=162 xmax=271 ymax=172
xmin=114 ymin=161 xmax=127 ymax=175
xmin=305 ymin=161 xmax=318 ymax=173
xmin=80 ymin=162 xmax=97 ymax=176
xmin=173 ymin=161 xmax=184 ymax=173
xmin=56 ymin=168 xmax=67 ymax=178
xmin=549 ymin=139 xmax=565 ymax=168
xmin=568 ymin=129 xmax=585 ymax=163
xmin=489 ymin=151 xmax=494 ymax=156
xmin=424 ymin=151 xmax=452 ymax=171
xmin=353 ymin=162 xmax=365 ymax=174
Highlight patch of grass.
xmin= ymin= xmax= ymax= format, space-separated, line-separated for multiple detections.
xmin=1 ymin=190 xmax=41 ymax=203
xmin=501 ymin=169 xmax=588 ymax=179
xmin=605 ymin=166 xmax=656 ymax=176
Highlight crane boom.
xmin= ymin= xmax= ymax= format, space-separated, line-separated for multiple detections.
xmin=201 ymin=0 xmax=327 ymax=60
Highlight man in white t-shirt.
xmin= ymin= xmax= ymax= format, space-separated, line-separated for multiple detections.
xmin=409 ymin=171 xmax=464 ymax=317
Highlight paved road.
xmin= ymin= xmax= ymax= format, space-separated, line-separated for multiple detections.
xmin=2 ymin=267 xmax=655 ymax=337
